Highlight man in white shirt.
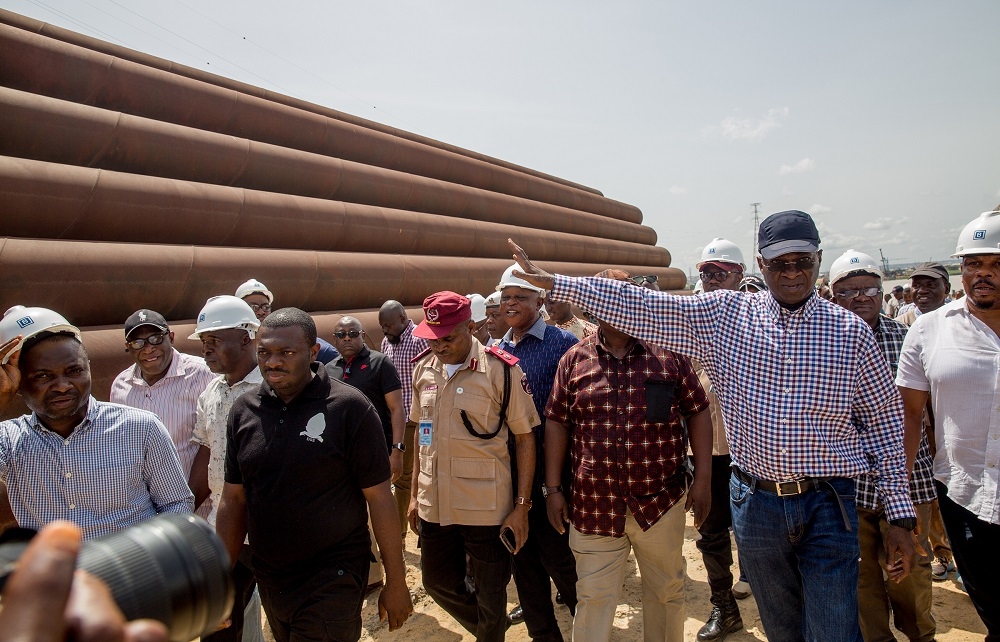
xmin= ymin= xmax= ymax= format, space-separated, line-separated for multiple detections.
xmin=896 ymin=209 xmax=1000 ymax=639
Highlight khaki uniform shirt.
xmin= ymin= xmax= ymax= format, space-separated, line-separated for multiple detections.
xmin=410 ymin=340 xmax=539 ymax=527
xmin=692 ymin=357 xmax=729 ymax=456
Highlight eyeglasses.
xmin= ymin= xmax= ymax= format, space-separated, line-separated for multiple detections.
xmin=631 ymin=275 xmax=658 ymax=285
xmin=835 ymin=287 xmax=882 ymax=301
xmin=761 ymin=256 xmax=817 ymax=274
xmin=247 ymin=303 xmax=271 ymax=314
xmin=699 ymin=270 xmax=741 ymax=283
xmin=127 ymin=332 xmax=167 ymax=350
xmin=333 ymin=330 xmax=362 ymax=339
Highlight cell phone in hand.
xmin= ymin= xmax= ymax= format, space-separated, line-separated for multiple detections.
xmin=500 ymin=526 xmax=516 ymax=553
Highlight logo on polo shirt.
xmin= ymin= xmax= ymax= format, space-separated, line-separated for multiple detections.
xmin=300 ymin=412 xmax=326 ymax=443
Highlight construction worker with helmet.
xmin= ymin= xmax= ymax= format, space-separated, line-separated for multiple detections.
xmin=0 ymin=306 xmax=83 ymax=413
xmin=829 ymin=249 xmax=938 ymax=642
xmin=189 ymin=295 xmax=265 ymax=642
xmin=691 ymin=238 xmax=751 ymax=641
xmin=896 ymin=209 xmax=1000 ymax=640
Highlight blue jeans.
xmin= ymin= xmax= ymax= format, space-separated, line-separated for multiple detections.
xmin=730 ymin=473 xmax=862 ymax=642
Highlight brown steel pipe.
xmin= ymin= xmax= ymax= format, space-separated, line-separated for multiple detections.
xmin=0 ymin=23 xmax=643 ymax=225
xmin=0 ymin=156 xmax=668 ymax=264
xmin=0 ymin=237 xmax=686 ymax=327
xmin=0 ymin=91 xmax=657 ymax=246
xmin=0 ymin=8 xmax=604 ymax=197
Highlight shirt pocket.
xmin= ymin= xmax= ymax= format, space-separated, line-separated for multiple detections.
xmin=451 ymin=391 xmax=495 ymax=439
xmin=417 ymin=455 xmax=435 ymax=507
xmin=644 ymin=379 xmax=676 ymax=424
xmin=450 ymin=457 xmax=497 ymax=511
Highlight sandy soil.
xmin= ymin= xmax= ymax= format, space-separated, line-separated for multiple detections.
xmin=335 ymin=513 xmax=987 ymax=641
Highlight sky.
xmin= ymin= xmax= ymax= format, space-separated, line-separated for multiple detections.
xmin=6 ymin=1 xmax=999 ymax=275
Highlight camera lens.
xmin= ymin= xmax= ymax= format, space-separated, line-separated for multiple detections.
xmin=76 ymin=513 xmax=234 ymax=642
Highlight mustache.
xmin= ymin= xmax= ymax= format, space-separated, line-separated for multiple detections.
xmin=265 ymin=368 xmax=290 ymax=374
xmin=45 ymin=392 xmax=78 ymax=403
xmin=972 ymin=279 xmax=995 ymax=288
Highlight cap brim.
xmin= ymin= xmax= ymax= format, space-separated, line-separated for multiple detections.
xmin=759 ymin=240 xmax=819 ymax=260
xmin=909 ymin=269 xmax=949 ymax=280
xmin=125 ymin=323 xmax=169 ymax=340
xmin=697 ymin=261 xmax=743 ymax=272
xmin=413 ymin=320 xmax=462 ymax=340
xmin=830 ymin=267 xmax=883 ymax=286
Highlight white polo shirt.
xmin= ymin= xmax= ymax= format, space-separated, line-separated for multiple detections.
xmin=896 ymin=298 xmax=1000 ymax=525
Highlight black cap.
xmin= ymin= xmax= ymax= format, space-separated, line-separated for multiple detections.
xmin=909 ymin=262 xmax=949 ymax=282
xmin=758 ymin=210 xmax=821 ymax=259
xmin=124 ymin=309 xmax=169 ymax=340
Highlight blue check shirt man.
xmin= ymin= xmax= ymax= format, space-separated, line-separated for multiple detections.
xmin=547 ymin=276 xmax=914 ymax=642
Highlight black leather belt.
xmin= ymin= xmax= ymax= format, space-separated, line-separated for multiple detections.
xmin=732 ymin=466 xmax=853 ymax=531
xmin=732 ymin=466 xmax=823 ymax=496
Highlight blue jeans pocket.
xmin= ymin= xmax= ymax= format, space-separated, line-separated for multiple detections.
xmin=729 ymin=475 xmax=751 ymax=507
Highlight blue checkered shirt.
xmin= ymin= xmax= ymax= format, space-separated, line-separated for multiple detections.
xmin=0 ymin=399 xmax=195 ymax=540
xmin=382 ymin=320 xmax=429 ymax=413
xmin=856 ymin=315 xmax=936 ymax=510
xmin=550 ymin=276 xmax=915 ymax=521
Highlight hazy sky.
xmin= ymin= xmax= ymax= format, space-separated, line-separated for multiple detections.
xmin=8 ymin=1 xmax=999 ymax=274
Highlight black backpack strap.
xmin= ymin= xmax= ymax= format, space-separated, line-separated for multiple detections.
xmin=460 ymin=360 xmax=511 ymax=439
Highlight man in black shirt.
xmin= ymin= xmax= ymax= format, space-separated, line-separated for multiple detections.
xmin=217 ymin=308 xmax=412 ymax=641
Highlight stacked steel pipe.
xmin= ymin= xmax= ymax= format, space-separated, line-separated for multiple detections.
xmin=0 ymin=9 xmax=683 ymax=417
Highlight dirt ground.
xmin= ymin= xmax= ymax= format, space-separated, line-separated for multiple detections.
xmin=256 ymin=512 xmax=986 ymax=641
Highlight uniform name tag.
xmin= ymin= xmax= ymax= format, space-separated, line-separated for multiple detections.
xmin=418 ymin=419 xmax=433 ymax=446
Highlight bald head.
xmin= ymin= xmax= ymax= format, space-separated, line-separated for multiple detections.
xmin=378 ymin=300 xmax=409 ymax=345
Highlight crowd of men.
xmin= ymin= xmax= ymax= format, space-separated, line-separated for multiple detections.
xmin=0 ymin=207 xmax=997 ymax=642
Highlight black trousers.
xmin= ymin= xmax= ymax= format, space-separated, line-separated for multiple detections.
xmin=696 ymin=455 xmax=737 ymax=595
xmin=259 ymin=561 xmax=368 ymax=642
xmin=936 ymin=481 xmax=1000 ymax=641
xmin=419 ymin=519 xmax=512 ymax=642
xmin=511 ymin=500 xmax=578 ymax=642
xmin=203 ymin=545 xmax=257 ymax=642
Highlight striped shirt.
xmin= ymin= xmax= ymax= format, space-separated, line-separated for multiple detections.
xmin=111 ymin=349 xmax=215 ymax=478
xmin=857 ymin=316 xmax=936 ymax=510
xmin=550 ymin=276 xmax=915 ymax=521
xmin=0 ymin=400 xmax=194 ymax=539
xmin=190 ymin=368 xmax=264 ymax=527
xmin=381 ymin=320 xmax=429 ymax=413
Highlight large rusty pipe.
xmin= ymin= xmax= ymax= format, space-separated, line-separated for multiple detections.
xmin=0 ymin=8 xmax=604 ymax=198
xmin=0 ymin=91 xmax=657 ymax=246
xmin=0 ymin=237 xmax=687 ymax=327
xmin=0 ymin=24 xmax=643 ymax=225
xmin=0 ymin=156 xmax=668 ymax=264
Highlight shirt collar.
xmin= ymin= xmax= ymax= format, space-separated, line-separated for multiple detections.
xmin=338 ymin=345 xmax=370 ymax=368
xmin=594 ymin=330 xmax=645 ymax=358
xmin=763 ymin=290 xmax=819 ymax=321
xmin=501 ymin=315 xmax=547 ymax=345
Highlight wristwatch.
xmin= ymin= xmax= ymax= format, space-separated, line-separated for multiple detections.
xmin=514 ymin=496 xmax=532 ymax=509
xmin=889 ymin=517 xmax=917 ymax=531
xmin=541 ymin=485 xmax=563 ymax=498
xmin=391 ymin=442 xmax=406 ymax=452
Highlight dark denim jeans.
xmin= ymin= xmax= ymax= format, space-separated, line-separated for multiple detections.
xmin=730 ymin=473 xmax=862 ymax=642
xmin=419 ymin=519 xmax=512 ymax=642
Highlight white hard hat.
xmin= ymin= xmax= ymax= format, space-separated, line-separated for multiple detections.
xmin=234 ymin=278 xmax=274 ymax=304
xmin=189 ymin=296 xmax=261 ymax=340
xmin=828 ymin=250 xmax=884 ymax=286
xmin=952 ymin=210 xmax=1000 ymax=257
xmin=696 ymin=238 xmax=746 ymax=270
xmin=465 ymin=294 xmax=487 ymax=322
xmin=497 ymin=263 xmax=546 ymax=295
xmin=484 ymin=291 xmax=501 ymax=308
xmin=0 ymin=306 xmax=81 ymax=364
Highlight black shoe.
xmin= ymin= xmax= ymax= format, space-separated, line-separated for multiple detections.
xmin=697 ymin=602 xmax=742 ymax=641
xmin=555 ymin=592 xmax=563 ymax=604
xmin=508 ymin=605 xmax=524 ymax=625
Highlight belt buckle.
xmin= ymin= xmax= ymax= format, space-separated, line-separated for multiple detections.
xmin=776 ymin=480 xmax=805 ymax=497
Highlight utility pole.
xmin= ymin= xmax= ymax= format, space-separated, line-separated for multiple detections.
xmin=751 ymin=203 xmax=761 ymax=274
xmin=879 ymin=249 xmax=889 ymax=275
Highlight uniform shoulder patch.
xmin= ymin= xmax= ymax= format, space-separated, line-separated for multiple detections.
xmin=410 ymin=347 xmax=433 ymax=364
xmin=484 ymin=345 xmax=519 ymax=367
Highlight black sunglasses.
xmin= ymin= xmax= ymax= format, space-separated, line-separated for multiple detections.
xmin=631 ymin=275 xmax=658 ymax=285
xmin=835 ymin=287 xmax=882 ymax=301
xmin=700 ymin=269 xmax=741 ymax=283
xmin=126 ymin=332 xmax=167 ymax=350
xmin=333 ymin=329 xmax=362 ymax=339
xmin=761 ymin=257 xmax=817 ymax=274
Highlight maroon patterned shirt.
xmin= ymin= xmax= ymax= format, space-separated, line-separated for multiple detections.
xmin=545 ymin=333 xmax=708 ymax=537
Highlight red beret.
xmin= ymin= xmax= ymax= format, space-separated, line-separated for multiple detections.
xmin=414 ymin=291 xmax=472 ymax=339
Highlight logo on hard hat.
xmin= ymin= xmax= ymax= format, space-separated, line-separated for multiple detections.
xmin=16 ymin=316 xmax=33 ymax=329
xmin=850 ymin=257 xmax=859 ymax=264
xmin=974 ymin=229 xmax=987 ymax=240
xmin=199 ymin=313 xmax=206 ymax=322
xmin=426 ymin=308 xmax=440 ymax=324
xmin=708 ymin=247 xmax=716 ymax=254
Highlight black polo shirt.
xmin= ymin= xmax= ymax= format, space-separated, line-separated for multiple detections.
xmin=225 ymin=364 xmax=390 ymax=587
xmin=326 ymin=345 xmax=402 ymax=447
